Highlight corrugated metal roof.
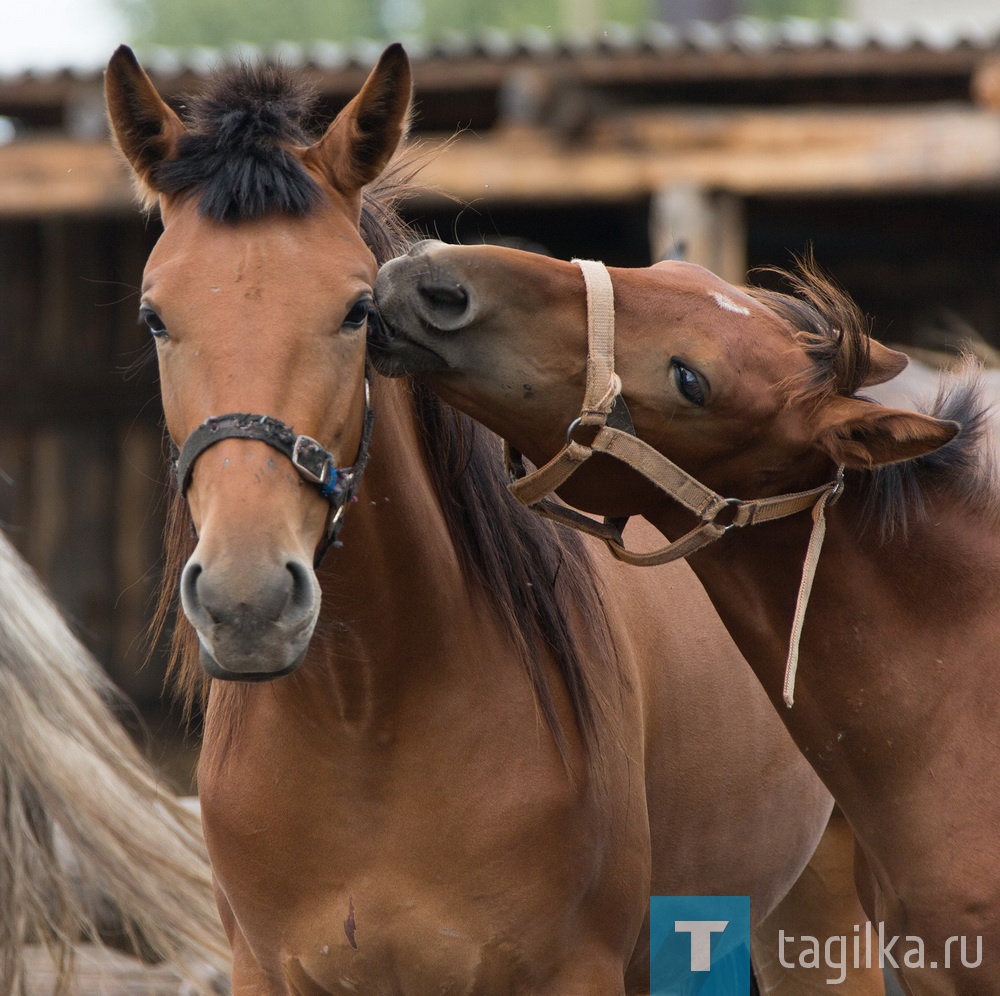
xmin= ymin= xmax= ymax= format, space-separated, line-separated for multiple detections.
xmin=145 ymin=16 xmax=1000 ymax=71
xmin=3 ymin=15 xmax=1000 ymax=85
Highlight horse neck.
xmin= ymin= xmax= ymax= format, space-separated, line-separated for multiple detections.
xmin=301 ymin=376 xmax=470 ymax=712
xmin=645 ymin=483 xmax=1000 ymax=780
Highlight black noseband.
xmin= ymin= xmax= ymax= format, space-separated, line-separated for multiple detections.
xmin=172 ymin=380 xmax=375 ymax=567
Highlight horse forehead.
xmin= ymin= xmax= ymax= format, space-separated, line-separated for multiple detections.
xmin=629 ymin=266 xmax=789 ymax=349
xmin=633 ymin=263 xmax=736 ymax=320
xmin=714 ymin=320 xmax=806 ymax=394
xmin=146 ymin=206 xmax=374 ymax=298
xmin=182 ymin=213 xmax=365 ymax=267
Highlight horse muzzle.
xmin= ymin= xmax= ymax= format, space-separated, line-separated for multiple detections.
xmin=180 ymin=555 xmax=320 ymax=681
xmin=371 ymin=241 xmax=477 ymax=376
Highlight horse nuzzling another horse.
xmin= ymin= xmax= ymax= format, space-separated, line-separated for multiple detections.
xmin=104 ymin=43 xmax=900 ymax=994
xmin=374 ymin=239 xmax=1000 ymax=994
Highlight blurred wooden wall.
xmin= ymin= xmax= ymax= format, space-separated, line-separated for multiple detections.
xmin=0 ymin=215 xmax=170 ymax=713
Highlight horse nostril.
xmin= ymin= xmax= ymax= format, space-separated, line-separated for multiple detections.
xmin=418 ymin=278 xmax=469 ymax=317
xmin=181 ymin=560 xmax=210 ymax=620
xmin=286 ymin=559 xmax=313 ymax=613
xmin=181 ymin=558 xmax=310 ymax=630
xmin=178 ymin=553 xmax=319 ymax=678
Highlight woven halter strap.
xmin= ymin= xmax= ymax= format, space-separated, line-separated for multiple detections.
xmin=172 ymin=379 xmax=375 ymax=568
xmin=503 ymin=258 xmax=844 ymax=707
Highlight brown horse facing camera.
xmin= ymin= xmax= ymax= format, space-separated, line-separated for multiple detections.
xmin=374 ymin=239 xmax=1000 ymax=994
xmin=105 ymin=46 xmax=882 ymax=995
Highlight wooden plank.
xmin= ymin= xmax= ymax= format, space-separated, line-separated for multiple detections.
xmin=318 ymin=44 xmax=990 ymax=96
xmin=416 ymin=106 xmax=1000 ymax=201
xmin=112 ymin=422 xmax=168 ymax=706
xmin=0 ymin=371 xmax=158 ymax=424
xmin=0 ymin=220 xmax=40 ymax=359
xmin=650 ymin=184 xmax=746 ymax=282
xmin=713 ymin=191 xmax=746 ymax=286
xmin=0 ymin=430 xmax=29 ymax=544
xmin=522 ymin=44 xmax=987 ymax=88
xmin=4 ymin=105 xmax=1000 ymax=214
xmin=973 ymin=56 xmax=1000 ymax=110
xmin=0 ymin=138 xmax=136 ymax=216
xmin=24 ymin=427 xmax=116 ymax=666
xmin=25 ymin=428 xmax=62 ymax=584
xmin=37 ymin=217 xmax=72 ymax=362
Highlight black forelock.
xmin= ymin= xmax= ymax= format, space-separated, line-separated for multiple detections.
xmin=152 ymin=61 xmax=322 ymax=222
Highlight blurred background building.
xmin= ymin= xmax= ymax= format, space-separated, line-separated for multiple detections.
xmin=1 ymin=1 xmax=999 ymax=794
xmin=849 ymin=0 xmax=1000 ymax=26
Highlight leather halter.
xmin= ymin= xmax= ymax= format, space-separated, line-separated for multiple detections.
xmin=503 ymin=259 xmax=844 ymax=707
xmin=172 ymin=379 xmax=374 ymax=568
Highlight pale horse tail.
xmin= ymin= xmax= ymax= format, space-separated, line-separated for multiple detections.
xmin=0 ymin=529 xmax=229 ymax=995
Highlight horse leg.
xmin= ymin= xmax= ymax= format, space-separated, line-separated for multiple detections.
xmin=751 ymin=807 xmax=884 ymax=994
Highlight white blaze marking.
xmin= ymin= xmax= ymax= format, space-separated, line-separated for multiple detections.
xmin=710 ymin=291 xmax=750 ymax=316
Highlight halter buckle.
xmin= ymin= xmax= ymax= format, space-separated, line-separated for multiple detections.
xmin=291 ymin=435 xmax=332 ymax=486
xmin=828 ymin=465 xmax=846 ymax=506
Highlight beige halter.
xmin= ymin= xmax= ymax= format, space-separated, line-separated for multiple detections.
xmin=504 ymin=258 xmax=844 ymax=707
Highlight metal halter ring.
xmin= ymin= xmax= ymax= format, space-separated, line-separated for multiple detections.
xmin=710 ymin=497 xmax=745 ymax=533
xmin=565 ymin=416 xmax=606 ymax=448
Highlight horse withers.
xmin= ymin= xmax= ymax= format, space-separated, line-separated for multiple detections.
xmin=375 ymin=239 xmax=1000 ymax=994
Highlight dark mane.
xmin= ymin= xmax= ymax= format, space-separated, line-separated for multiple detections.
xmin=409 ymin=382 xmax=615 ymax=763
xmin=748 ymin=260 xmax=1000 ymax=540
xmin=151 ymin=62 xmax=614 ymax=762
xmin=153 ymin=62 xmax=322 ymax=222
xmin=860 ymin=364 xmax=1000 ymax=540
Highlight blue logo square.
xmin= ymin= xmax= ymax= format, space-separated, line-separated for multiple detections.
xmin=650 ymin=895 xmax=751 ymax=995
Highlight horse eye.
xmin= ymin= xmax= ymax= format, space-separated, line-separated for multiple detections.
xmin=342 ymin=298 xmax=373 ymax=330
xmin=139 ymin=306 xmax=168 ymax=339
xmin=671 ymin=358 xmax=706 ymax=407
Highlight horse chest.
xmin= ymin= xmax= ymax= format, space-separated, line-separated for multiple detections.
xmin=277 ymin=909 xmax=539 ymax=995
xmin=198 ymin=702 xmax=617 ymax=994
xmin=204 ymin=794 xmax=590 ymax=993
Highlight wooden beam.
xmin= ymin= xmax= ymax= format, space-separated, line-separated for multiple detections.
xmin=357 ymin=45 xmax=983 ymax=94
xmin=973 ymin=56 xmax=1000 ymax=110
xmin=414 ymin=106 xmax=1000 ymax=202
xmin=0 ymin=370 xmax=159 ymax=422
xmin=4 ymin=105 xmax=1000 ymax=217
xmin=649 ymin=184 xmax=746 ymax=283
xmin=0 ymin=43 xmax=987 ymax=114
xmin=0 ymin=138 xmax=135 ymax=216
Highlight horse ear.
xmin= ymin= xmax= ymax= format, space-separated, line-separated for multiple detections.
xmin=862 ymin=340 xmax=909 ymax=387
xmin=105 ymin=45 xmax=186 ymax=203
xmin=306 ymin=43 xmax=411 ymax=196
xmin=814 ymin=395 xmax=959 ymax=469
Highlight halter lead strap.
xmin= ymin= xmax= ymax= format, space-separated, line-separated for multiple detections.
xmin=504 ymin=258 xmax=844 ymax=707
xmin=172 ymin=380 xmax=374 ymax=567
